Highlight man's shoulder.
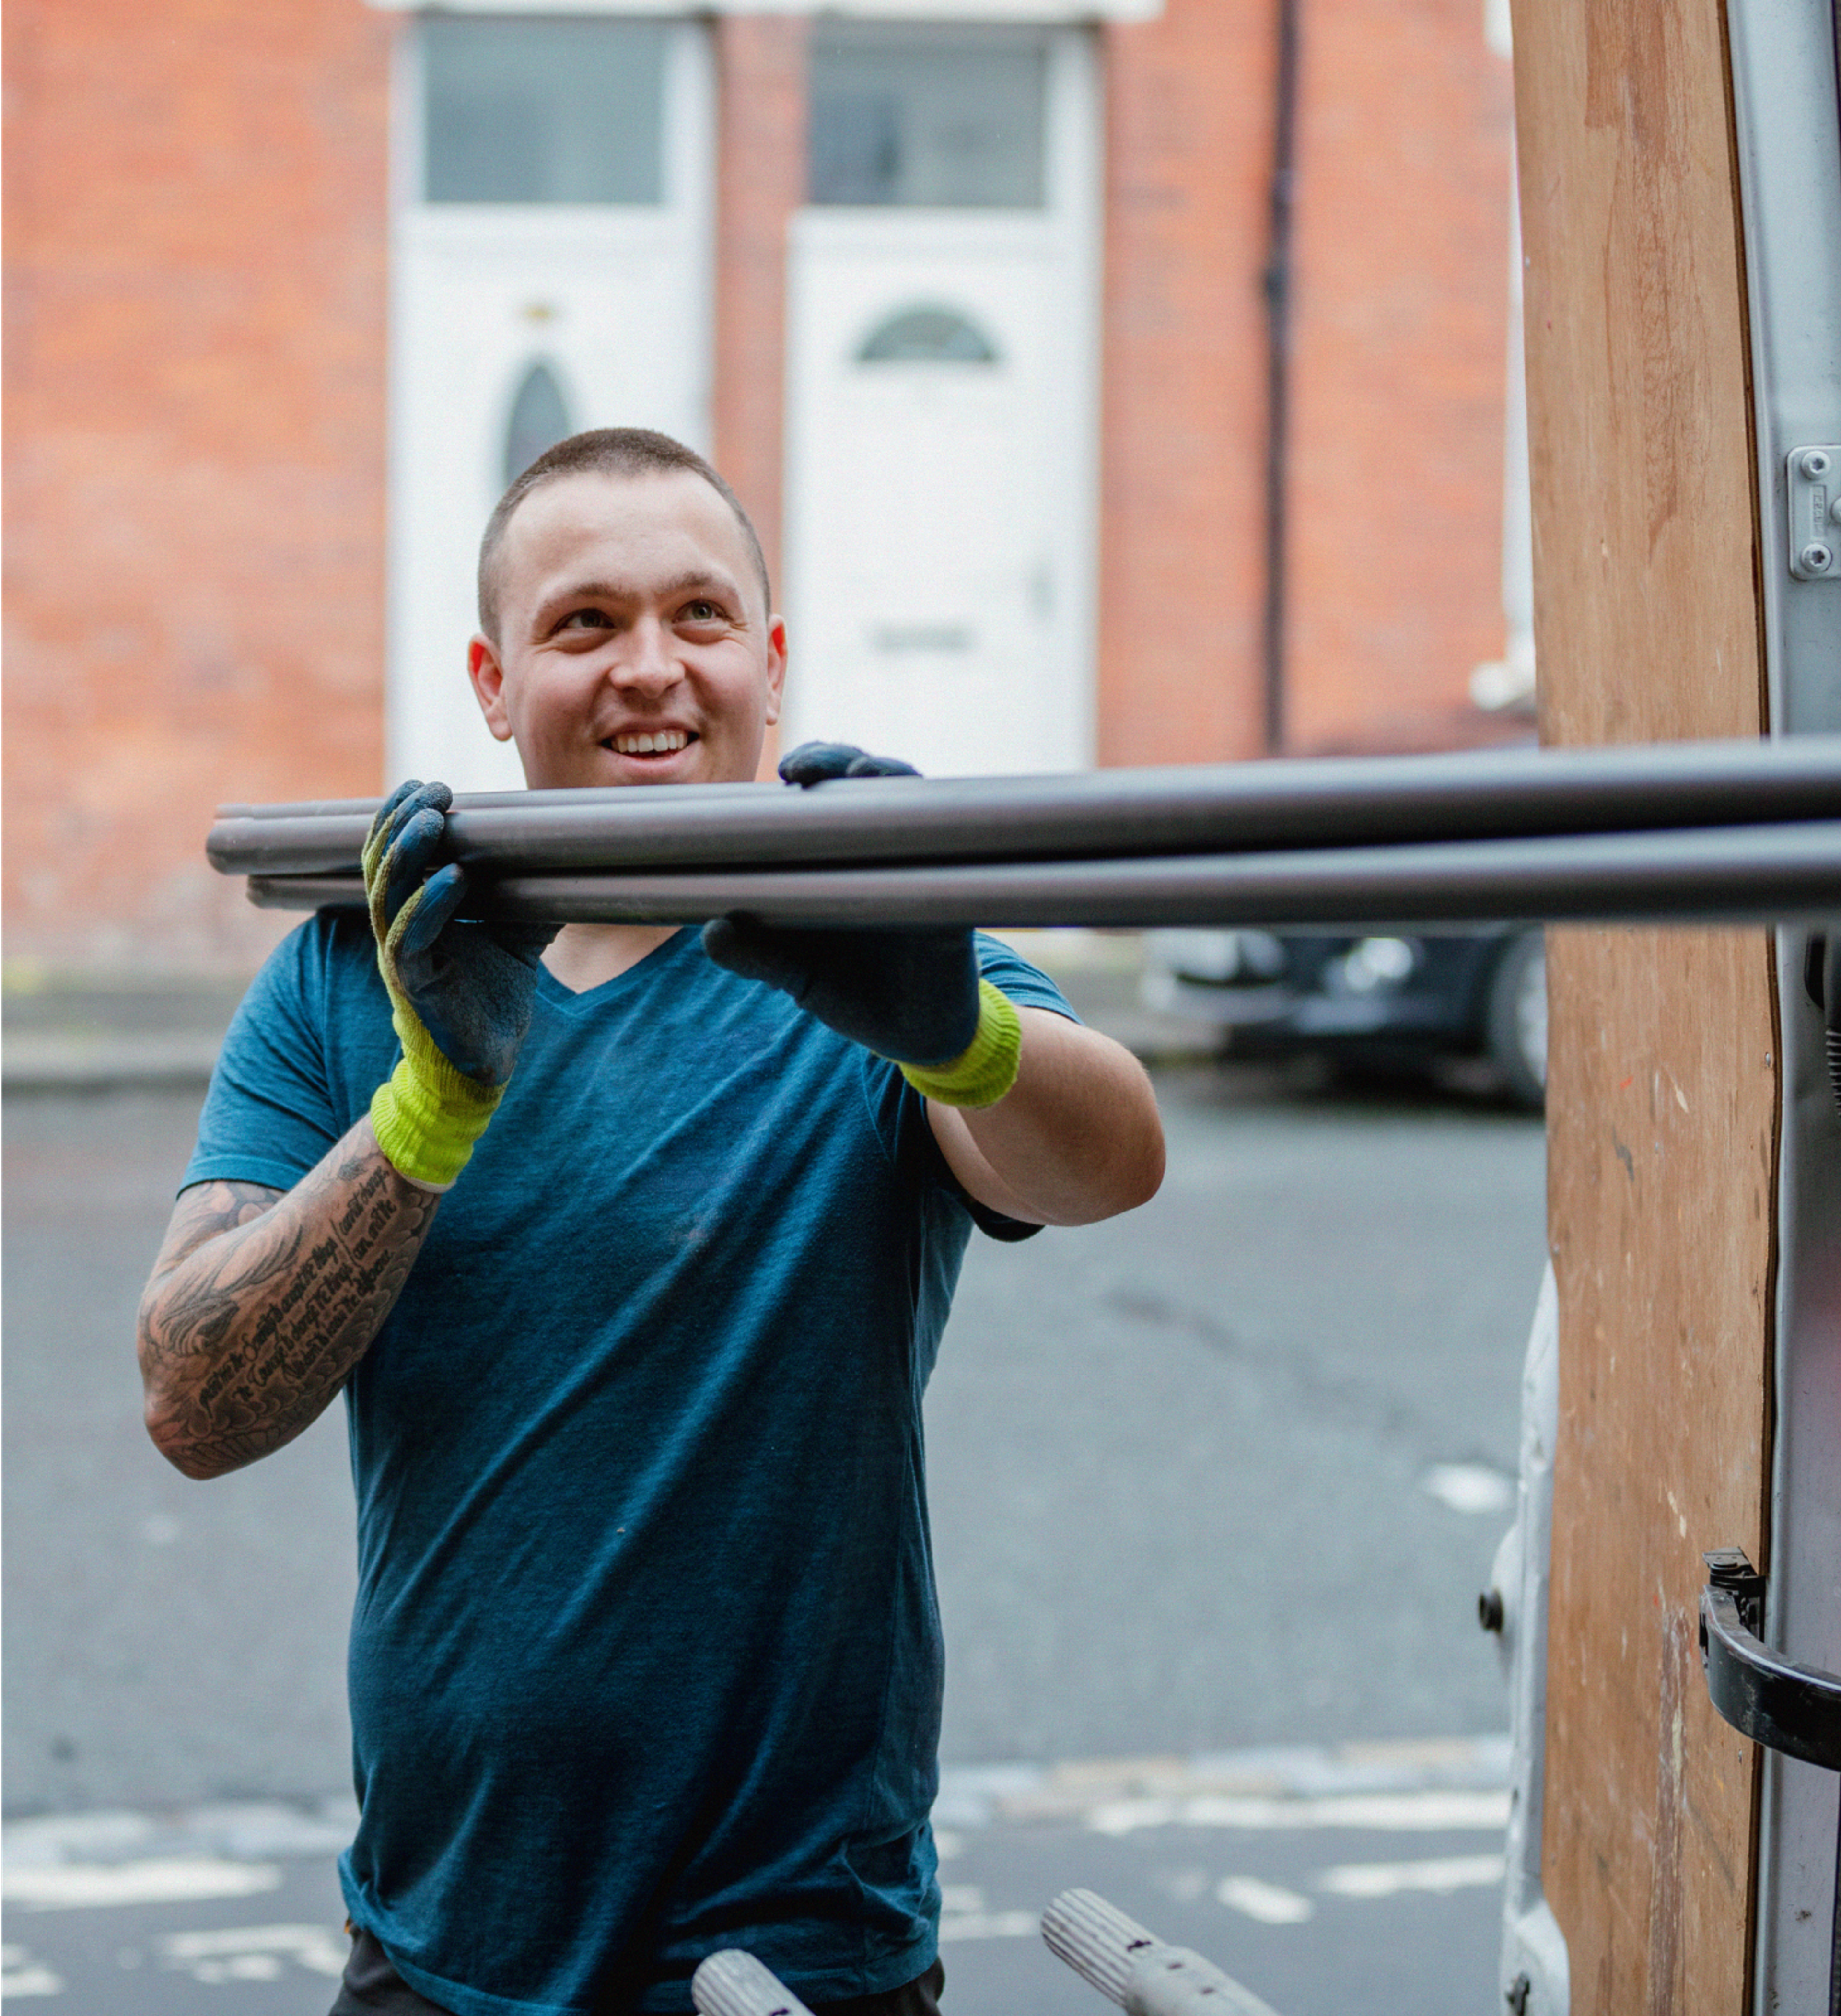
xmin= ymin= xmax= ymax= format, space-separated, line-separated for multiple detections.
xmin=237 ymin=907 xmax=382 ymax=1036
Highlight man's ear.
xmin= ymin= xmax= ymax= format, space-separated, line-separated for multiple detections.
xmin=467 ymin=634 xmax=515 ymax=743
xmin=763 ymin=613 xmax=788 ymax=728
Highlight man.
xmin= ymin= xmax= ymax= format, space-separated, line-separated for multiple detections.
xmin=138 ymin=429 xmax=1164 ymax=2016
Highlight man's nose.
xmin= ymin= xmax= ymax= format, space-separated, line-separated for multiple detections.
xmin=608 ymin=616 xmax=681 ymax=697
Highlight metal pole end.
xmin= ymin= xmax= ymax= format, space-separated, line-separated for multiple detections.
xmin=1041 ymin=1889 xmax=1159 ymax=2006
xmin=691 ymin=1949 xmax=816 ymax=2016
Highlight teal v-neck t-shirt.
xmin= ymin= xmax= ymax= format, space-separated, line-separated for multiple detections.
xmin=183 ymin=915 xmax=1073 ymax=2016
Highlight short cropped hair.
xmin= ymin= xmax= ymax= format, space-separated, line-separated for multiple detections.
xmin=477 ymin=428 xmax=772 ymax=643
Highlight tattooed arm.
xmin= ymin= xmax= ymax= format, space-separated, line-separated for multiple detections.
xmin=136 ymin=1116 xmax=441 ymax=1480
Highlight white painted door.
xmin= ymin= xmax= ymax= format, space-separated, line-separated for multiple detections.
xmin=784 ymin=27 xmax=1099 ymax=779
xmin=388 ymin=16 xmax=713 ymax=792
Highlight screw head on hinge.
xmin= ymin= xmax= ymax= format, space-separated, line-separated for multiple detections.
xmin=1703 ymin=1546 xmax=1767 ymax=1637
xmin=1800 ymin=449 xmax=1833 ymax=479
xmin=1799 ymin=542 xmax=1834 ymax=574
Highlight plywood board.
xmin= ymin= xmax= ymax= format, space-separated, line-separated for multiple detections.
xmin=1509 ymin=0 xmax=1777 ymax=2006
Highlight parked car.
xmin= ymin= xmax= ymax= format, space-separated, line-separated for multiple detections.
xmin=1142 ymin=926 xmax=1547 ymax=1107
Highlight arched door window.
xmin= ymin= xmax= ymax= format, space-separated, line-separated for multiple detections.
xmin=502 ymin=361 xmax=573 ymax=487
xmin=856 ymin=306 xmax=1000 ymax=364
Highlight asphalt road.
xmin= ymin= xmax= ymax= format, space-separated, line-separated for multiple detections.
xmin=3 ymin=1061 xmax=1546 ymax=2014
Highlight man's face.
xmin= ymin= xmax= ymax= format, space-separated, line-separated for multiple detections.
xmin=468 ymin=468 xmax=786 ymax=790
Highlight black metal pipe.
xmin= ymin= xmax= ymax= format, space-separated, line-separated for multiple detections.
xmin=244 ymin=820 xmax=1841 ymax=931
xmin=208 ymin=738 xmax=1841 ymax=880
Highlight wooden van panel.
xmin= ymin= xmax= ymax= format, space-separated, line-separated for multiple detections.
xmin=1511 ymin=0 xmax=1776 ymax=2005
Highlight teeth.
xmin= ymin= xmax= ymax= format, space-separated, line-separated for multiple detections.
xmin=612 ymin=731 xmax=688 ymax=755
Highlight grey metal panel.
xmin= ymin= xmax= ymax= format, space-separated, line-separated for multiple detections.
xmin=1495 ymin=1269 xmax=1570 ymax=2015
xmin=1728 ymin=0 xmax=1841 ymax=2005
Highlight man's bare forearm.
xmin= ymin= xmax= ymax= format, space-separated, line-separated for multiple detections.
xmin=929 ymin=1009 xmax=1165 ymax=1226
xmin=137 ymin=1118 xmax=439 ymax=1479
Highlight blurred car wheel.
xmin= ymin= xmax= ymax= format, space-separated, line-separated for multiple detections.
xmin=1486 ymin=931 xmax=1547 ymax=1109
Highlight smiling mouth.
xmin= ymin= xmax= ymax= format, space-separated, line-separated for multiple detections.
xmin=605 ymin=730 xmax=695 ymax=757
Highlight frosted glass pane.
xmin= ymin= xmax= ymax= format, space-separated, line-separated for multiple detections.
xmin=858 ymin=307 xmax=1000 ymax=363
xmin=424 ymin=17 xmax=667 ymax=205
xmin=503 ymin=361 xmax=574 ymax=486
xmin=809 ymin=27 xmax=1047 ymax=209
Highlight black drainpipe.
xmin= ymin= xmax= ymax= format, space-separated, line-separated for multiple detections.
xmin=1260 ymin=0 xmax=1302 ymax=755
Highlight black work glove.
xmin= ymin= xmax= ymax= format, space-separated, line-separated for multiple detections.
xmin=700 ymin=743 xmax=982 ymax=1068
xmin=365 ymin=780 xmax=558 ymax=1087
xmin=362 ymin=781 xmax=559 ymax=1189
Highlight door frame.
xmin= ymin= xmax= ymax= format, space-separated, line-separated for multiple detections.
xmin=383 ymin=13 xmax=716 ymax=787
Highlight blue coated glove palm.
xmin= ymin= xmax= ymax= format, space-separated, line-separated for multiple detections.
xmin=700 ymin=743 xmax=982 ymax=1068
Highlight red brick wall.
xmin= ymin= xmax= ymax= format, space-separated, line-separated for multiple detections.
xmin=1285 ymin=0 xmax=1514 ymax=753
xmin=711 ymin=13 xmax=807 ymax=781
xmin=713 ymin=13 xmax=806 ymax=604
xmin=3 ymin=0 xmax=394 ymax=971
xmin=1097 ymin=0 xmax=1513 ymax=765
xmin=3 ymin=0 xmax=1512 ymax=970
xmin=1097 ymin=0 xmax=1276 ymax=768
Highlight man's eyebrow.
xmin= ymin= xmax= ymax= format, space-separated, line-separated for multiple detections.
xmin=535 ymin=571 xmax=744 ymax=616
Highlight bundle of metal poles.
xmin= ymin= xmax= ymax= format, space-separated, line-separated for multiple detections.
xmin=209 ymin=737 xmax=1841 ymax=931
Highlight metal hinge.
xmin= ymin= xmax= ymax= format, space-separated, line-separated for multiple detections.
xmin=1699 ymin=1545 xmax=1841 ymax=1775
xmin=1702 ymin=1546 xmax=1768 ymax=1638
xmin=1786 ymin=446 xmax=1841 ymax=580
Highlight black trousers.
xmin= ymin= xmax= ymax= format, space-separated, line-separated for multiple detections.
xmin=330 ymin=1926 xmax=946 ymax=2016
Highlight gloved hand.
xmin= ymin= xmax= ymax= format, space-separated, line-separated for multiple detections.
xmin=701 ymin=743 xmax=1023 ymax=1107
xmin=363 ymin=780 xmax=557 ymax=1189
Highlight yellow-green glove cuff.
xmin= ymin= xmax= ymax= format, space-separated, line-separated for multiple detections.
xmin=899 ymin=980 xmax=1023 ymax=1110
xmin=369 ymin=1032 xmax=505 ymax=1190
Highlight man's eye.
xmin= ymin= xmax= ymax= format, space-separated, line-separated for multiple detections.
xmin=560 ymin=609 xmax=612 ymax=630
xmin=680 ymin=599 xmax=724 ymax=623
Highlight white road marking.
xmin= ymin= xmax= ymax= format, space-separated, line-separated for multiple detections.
xmin=937 ymin=1735 xmax=1508 ymax=1826
xmin=0 ymin=1969 xmax=65 ymax=1997
xmin=158 ymin=1923 xmax=349 ymax=1982
xmin=4 ymin=1801 xmax=353 ymax=1870
xmin=1 ymin=1859 xmax=282 ymax=1912
xmin=1318 ymin=1853 xmax=1506 ymax=1899
xmin=932 ymin=1764 xmax=1053 ymax=1830
xmin=1420 ymin=1464 xmax=1514 ymax=1515
xmin=1152 ymin=1867 xmax=1211 ymax=1903
xmin=1088 ymin=1789 xmax=1510 ymax=1836
xmin=0 ymin=1944 xmax=65 ymax=1998
xmin=939 ymin=1882 xmax=1040 ymax=1939
xmin=936 ymin=1911 xmax=1039 ymax=1942
xmin=2 ymin=1815 xmax=155 ymax=1863
xmin=1215 ymin=1875 xmax=1315 ymax=1925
